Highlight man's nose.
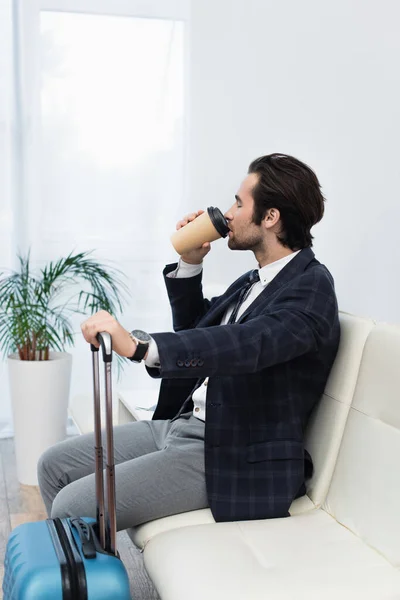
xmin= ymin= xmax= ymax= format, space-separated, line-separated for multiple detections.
xmin=224 ymin=206 xmax=234 ymax=221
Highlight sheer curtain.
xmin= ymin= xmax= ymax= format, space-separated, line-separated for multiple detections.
xmin=0 ymin=0 xmax=17 ymax=436
xmin=0 ymin=0 xmax=190 ymax=434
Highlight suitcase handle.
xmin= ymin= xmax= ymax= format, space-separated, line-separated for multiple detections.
xmin=91 ymin=332 xmax=117 ymax=556
xmin=70 ymin=518 xmax=97 ymax=559
xmin=90 ymin=333 xmax=112 ymax=362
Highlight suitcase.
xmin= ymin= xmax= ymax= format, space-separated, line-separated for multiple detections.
xmin=2 ymin=332 xmax=131 ymax=599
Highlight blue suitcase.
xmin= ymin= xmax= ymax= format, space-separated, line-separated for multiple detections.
xmin=3 ymin=333 xmax=131 ymax=599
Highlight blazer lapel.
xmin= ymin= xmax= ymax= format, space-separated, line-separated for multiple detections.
xmin=237 ymin=247 xmax=316 ymax=323
xmin=196 ymin=273 xmax=249 ymax=328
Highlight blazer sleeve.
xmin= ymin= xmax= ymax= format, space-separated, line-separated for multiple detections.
xmin=147 ymin=266 xmax=338 ymax=380
xmin=163 ymin=262 xmax=223 ymax=331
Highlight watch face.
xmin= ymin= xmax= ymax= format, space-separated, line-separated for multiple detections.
xmin=131 ymin=329 xmax=151 ymax=343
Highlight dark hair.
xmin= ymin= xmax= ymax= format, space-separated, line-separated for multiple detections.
xmin=248 ymin=153 xmax=325 ymax=250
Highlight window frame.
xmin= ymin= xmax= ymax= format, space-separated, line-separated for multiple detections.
xmin=39 ymin=0 xmax=190 ymax=20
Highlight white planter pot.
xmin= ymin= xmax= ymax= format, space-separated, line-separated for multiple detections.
xmin=8 ymin=352 xmax=73 ymax=485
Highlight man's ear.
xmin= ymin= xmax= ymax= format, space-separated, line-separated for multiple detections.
xmin=264 ymin=208 xmax=281 ymax=229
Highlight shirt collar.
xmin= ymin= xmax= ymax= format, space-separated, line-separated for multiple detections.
xmin=257 ymin=250 xmax=301 ymax=287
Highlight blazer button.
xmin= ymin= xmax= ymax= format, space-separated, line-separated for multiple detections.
xmin=177 ymin=359 xmax=184 ymax=367
xmin=198 ymin=359 xmax=204 ymax=366
xmin=190 ymin=358 xmax=197 ymax=367
xmin=184 ymin=359 xmax=191 ymax=367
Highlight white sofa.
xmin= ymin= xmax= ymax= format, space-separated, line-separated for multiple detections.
xmin=139 ymin=317 xmax=400 ymax=599
xmin=128 ymin=312 xmax=373 ymax=548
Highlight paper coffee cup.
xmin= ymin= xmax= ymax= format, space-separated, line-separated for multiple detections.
xmin=170 ymin=207 xmax=230 ymax=256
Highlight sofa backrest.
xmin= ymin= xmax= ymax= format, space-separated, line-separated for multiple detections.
xmin=323 ymin=323 xmax=400 ymax=566
xmin=304 ymin=312 xmax=374 ymax=506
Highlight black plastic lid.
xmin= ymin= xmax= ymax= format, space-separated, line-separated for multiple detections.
xmin=207 ymin=207 xmax=230 ymax=238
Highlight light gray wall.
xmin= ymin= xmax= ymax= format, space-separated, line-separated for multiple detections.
xmin=188 ymin=0 xmax=400 ymax=322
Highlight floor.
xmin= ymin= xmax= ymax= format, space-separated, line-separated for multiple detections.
xmin=0 ymin=436 xmax=160 ymax=600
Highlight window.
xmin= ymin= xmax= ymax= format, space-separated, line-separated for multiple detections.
xmin=39 ymin=11 xmax=185 ymax=253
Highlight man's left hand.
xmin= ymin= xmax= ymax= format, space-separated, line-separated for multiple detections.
xmin=80 ymin=310 xmax=136 ymax=358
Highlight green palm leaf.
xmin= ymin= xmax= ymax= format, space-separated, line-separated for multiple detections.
xmin=0 ymin=249 xmax=129 ymax=379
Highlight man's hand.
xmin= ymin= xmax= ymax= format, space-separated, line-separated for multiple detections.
xmin=81 ymin=310 xmax=136 ymax=358
xmin=176 ymin=210 xmax=212 ymax=264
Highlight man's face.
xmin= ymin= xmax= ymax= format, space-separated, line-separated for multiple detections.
xmin=224 ymin=173 xmax=264 ymax=251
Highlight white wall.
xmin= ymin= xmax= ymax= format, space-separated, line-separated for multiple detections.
xmin=188 ymin=0 xmax=400 ymax=323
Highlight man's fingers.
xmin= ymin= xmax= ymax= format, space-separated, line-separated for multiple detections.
xmin=80 ymin=311 xmax=115 ymax=347
xmin=176 ymin=210 xmax=204 ymax=230
xmin=81 ymin=322 xmax=99 ymax=346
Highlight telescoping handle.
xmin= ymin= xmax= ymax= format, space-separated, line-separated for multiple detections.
xmin=90 ymin=332 xmax=117 ymax=557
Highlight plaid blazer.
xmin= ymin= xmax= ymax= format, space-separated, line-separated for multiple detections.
xmin=147 ymin=248 xmax=340 ymax=522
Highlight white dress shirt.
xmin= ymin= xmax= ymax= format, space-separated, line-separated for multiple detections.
xmin=145 ymin=251 xmax=300 ymax=421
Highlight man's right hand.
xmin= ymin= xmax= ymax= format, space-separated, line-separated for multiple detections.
xmin=175 ymin=210 xmax=212 ymax=264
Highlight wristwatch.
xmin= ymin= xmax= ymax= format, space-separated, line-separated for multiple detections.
xmin=128 ymin=329 xmax=152 ymax=363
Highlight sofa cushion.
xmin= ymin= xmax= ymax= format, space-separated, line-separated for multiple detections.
xmin=323 ymin=323 xmax=400 ymax=567
xmin=128 ymin=494 xmax=315 ymax=548
xmin=304 ymin=312 xmax=374 ymax=505
xmin=144 ymin=510 xmax=400 ymax=600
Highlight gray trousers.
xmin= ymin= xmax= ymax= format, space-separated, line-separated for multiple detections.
xmin=37 ymin=412 xmax=208 ymax=531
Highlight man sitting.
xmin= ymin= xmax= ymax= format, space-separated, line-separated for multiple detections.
xmin=38 ymin=153 xmax=340 ymax=528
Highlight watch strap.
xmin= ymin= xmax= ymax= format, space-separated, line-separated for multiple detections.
xmin=130 ymin=341 xmax=149 ymax=362
xmin=128 ymin=332 xmax=150 ymax=362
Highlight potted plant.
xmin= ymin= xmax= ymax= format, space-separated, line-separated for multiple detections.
xmin=0 ymin=249 xmax=129 ymax=485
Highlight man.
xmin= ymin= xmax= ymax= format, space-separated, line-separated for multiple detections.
xmin=38 ymin=153 xmax=340 ymax=529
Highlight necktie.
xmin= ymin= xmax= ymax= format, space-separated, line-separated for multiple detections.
xmin=228 ymin=269 xmax=260 ymax=324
